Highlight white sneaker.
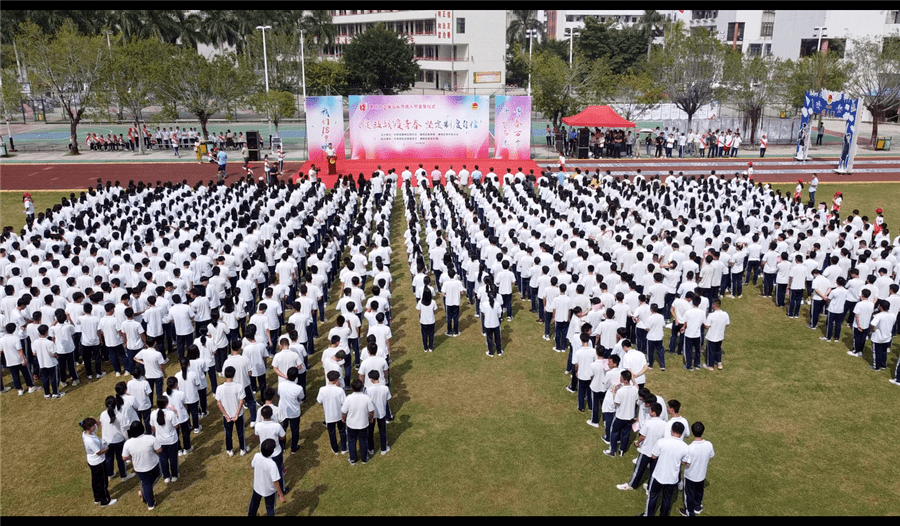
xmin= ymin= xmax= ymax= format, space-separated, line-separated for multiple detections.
xmin=164 ymin=478 xmax=171 ymax=483
xmin=586 ymin=420 xmax=600 ymax=428
xmin=381 ymin=447 xmax=391 ymax=456
xmin=18 ymin=389 xmax=24 ymax=396
xmin=250 ymin=421 xmax=256 ymax=428
xmin=171 ymin=477 xmax=178 ymax=482
xmin=227 ymin=450 xmax=234 ymax=457
xmin=101 ymin=499 xmax=118 ymax=507
xmin=616 ymin=483 xmax=633 ymax=491
xmin=28 ymin=386 xmax=39 ymax=394
xmin=72 ymin=380 xmax=80 ymax=386
xmin=115 ymin=372 xmax=121 ymax=377
xmin=240 ymin=448 xmax=248 ymax=456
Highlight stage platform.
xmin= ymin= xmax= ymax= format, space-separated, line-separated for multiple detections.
xmin=291 ymin=158 xmax=544 ymax=187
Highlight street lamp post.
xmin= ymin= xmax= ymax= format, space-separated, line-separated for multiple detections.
xmin=257 ymin=25 xmax=272 ymax=93
xmin=300 ymin=29 xmax=307 ymax=110
xmin=527 ymin=27 xmax=535 ymax=96
xmin=567 ymin=28 xmax=580 ymax=66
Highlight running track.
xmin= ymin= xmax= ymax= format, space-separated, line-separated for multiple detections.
xmin=2 ymin=156 xmax=899 ymax=191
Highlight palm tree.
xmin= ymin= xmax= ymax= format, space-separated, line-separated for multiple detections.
xmin=507 ymin=10 xmax=544 ymax=50
xmin=199 ymin=11 xmax=238 ymax=55
xmin=639 ymin=10 xmax=670 ymax=57
xmin=300 ymin=10 xmax=336 ymax=57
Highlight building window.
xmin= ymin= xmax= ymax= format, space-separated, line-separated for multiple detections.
xmin=457 ymin=18 xmax=465 ymax=34
xmin=748 ymin=44 xmax=762 ymax=56
xmin=425 ymin=70 xmax=435 ymax=83
xmin=726 ymin=22 xmax=745 ymax=42
xmin=760 ymin=22 xmax=774 ymax=38
xmin=764 ymin=43 xmax=772 ymax=55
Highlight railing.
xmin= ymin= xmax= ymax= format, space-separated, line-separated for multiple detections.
xmin=413 ymin=56 xmax=468 ymax=62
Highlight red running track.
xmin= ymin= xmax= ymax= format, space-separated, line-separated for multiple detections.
xmin=1 ymin=157 xmax=899 ymax=191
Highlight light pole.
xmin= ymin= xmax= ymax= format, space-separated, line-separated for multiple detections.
xmin=527 ymin=27 xmax=536 ymax=96
xmin=105 ymin=29 xmax=112 ymax=48
xmin=813 ymin=26 xmax=827 ymax=53
xmin=567 ymin=28 xmax=580 ymax=66
xmin=257 ymin=25 xmax=272 ymax=93
xmin=299 ymin=29 xmax=307 ymax=110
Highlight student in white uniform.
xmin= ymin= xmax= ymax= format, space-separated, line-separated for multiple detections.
xmin=247 ymin=439 xmax=287 ymax=516
xmin=80 ymin=418 xmax=117 ymax=507
xmin=318 ymin=371 xmax=348 ymax=455
xmin=643 ymin=421 xmax=690 ymax=516
xmin=680 ymin=421 xmax=715 ymax=516
xmin=150 ymin=395 xmax=180 ymax=483
xmin=121 ymin=421 xmax=162 ymax=511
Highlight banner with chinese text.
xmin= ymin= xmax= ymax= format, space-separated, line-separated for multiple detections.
xmin=348 ymin=95 xmax=489 ymax=159
xmin=306 ymin=96 xmax=345 ymax=162
xmin=494 ymin=96 xmax=531 ymax=160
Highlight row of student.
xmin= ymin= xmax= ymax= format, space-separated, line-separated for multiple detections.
xmin=0 ymin=173 xmax=356 ymax=387
xmin=401 ymin=172 xmax=716 ymax=515
xmin=61 ymin=173 xmax=399 ymax=511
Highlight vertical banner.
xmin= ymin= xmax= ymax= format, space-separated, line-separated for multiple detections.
xmin=306 ymin=96 xmax=345 ymax=163
xmin=348 ymin=95 xmax=489 ymax=159
xmin=494 ymin=96 xmax=531 ymax=160
xmin=837 ymin=100 xmax=860 ymax=173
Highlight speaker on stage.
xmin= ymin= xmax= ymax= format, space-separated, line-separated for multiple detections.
xmin=578 ymin=129 xmax=590 ymax=148
xmin=246 ymin=131 xmax=261 ymax=161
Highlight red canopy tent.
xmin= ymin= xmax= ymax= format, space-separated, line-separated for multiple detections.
xmin=561 ymin=105 xmax=636 ymax=128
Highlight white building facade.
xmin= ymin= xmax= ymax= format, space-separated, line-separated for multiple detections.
xmin=672 ymin=9 xmax=900 ymax=59
xmin=326 ymin=9 xmax=507 ymax=93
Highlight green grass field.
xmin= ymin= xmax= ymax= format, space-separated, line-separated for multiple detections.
xmin=1 ymin=182 xmax=899 ymax=516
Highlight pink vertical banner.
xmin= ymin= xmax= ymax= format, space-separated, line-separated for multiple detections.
xmin=306 ymin=96 xmax=345 ymax=162
xmin=494 ymin=96 xmax=531 ymax=160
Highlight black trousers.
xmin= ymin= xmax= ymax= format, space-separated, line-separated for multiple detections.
xmin=89 ymin=462 xmax=112 ymax=505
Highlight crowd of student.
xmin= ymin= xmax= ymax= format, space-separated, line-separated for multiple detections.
xmin=84 ymin=126 xmax=248 ymax=153
xmin=395 ymin=160 xmax=897 ymax=514
xmin=1 ymin=169 xmax=401 ymax=513
xmin=4 ymin=154 xmax=899 ymax=514
xmin=549 ymin=125 xmax=766 ymax=160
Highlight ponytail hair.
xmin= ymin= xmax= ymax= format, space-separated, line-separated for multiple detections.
xmin=180 ymin=358 xmax=190 ymax=381
xmin=156 ymin=396 xmax=168 ymax=426
xmin=166 ymin=376 xmax=178 ymax=395
xmin=114 ymin=382 xmax=127 ymax=411
xmin=105 ymin=395 xmax=118 ymax=424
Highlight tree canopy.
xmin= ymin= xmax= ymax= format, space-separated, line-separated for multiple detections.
xmin=342 ymin=23 xmax=419 ymax=94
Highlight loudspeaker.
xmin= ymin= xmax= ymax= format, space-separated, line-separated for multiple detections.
xmin=246 ymin=131 xmax=262 ymax=150
xmin=578 ymin=146 xmax=590 ymax=159
xmin=578 ymin=129 xmax=590 ymax=148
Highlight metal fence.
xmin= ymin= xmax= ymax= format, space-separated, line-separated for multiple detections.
xmin=659 ymin=117 xmax=801 ymax=145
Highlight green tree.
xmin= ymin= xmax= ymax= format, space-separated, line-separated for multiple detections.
xmin=155 ymin=50 xmax=255 ymax=138
xmin=648 ymin=22 xmax=727 ymax=131
xmin=0 ymin=68 xmax=26 ymax=126
xmin=249 ymin=89 xmax=296 ymax=136
xmin=300 ymin=10 xmax=336 ymax=58
xmin=576 ymin=59 xmax=618 ymax=108
xmin=18 ymin=21 xmax=109 ymax=155
xmin=576 ymin=17 xmax=652 ymax=75
xmin=530 ymin=50 xmax=579 ymax=129
xmin=775 ymin=52 xmax=850 ymax=110
xmin=305 ymin=59 xmax=349 ymax=96
xmin=723 ymin=52 xmax=780 ymax=145
xmin=612 ymin=70 xmax=665 ymax=122
xmin=343 ymin=23 xmax=419 ymax=94
xmin=844 ymin=38 xmax=900 ymax=146
xmin=505 ymin=41 xmax=530 ymax=88
xmin=101 ymin=38 xmax=177 ymax=154
xmin=507 ymin=10 xmax=544 ymax=50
